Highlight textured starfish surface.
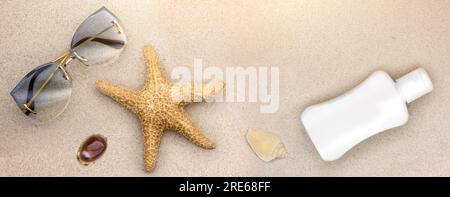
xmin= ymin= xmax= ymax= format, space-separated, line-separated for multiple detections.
xmin=96 ymin=45 xmax=224 ymax=172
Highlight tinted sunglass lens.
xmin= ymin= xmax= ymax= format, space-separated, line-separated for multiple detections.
xmin=10 ymin=62 xmax=72 ymax=122
xmin=70 ymin=7 xmax=127 ymax=65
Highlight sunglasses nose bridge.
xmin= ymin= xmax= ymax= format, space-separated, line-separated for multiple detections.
xmin=52 ymin=53 xmax=73 ymax=80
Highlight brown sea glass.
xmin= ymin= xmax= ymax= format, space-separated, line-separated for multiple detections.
xmin=77 ymin=134 xmax=107 ymax=165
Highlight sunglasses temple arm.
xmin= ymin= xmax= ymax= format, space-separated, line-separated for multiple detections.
xmin=23 ymin=53 xmax=71 ymax=113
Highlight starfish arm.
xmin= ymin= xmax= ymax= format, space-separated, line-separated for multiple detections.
xmin=143 ymin=45 xmax=168 ymax=89
xmin=171 ymin=81 xmax=225 ymax=105
xmin=168 ymin=110 xmax=216 ymax=149
xmin=96 ymin=80 xmax=140 ymax=110
xmin=141 ymin=123 xmax=164 ymax=172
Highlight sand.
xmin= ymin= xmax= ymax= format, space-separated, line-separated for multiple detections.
xmin=0 ymin=0 xmax=449 ymax=176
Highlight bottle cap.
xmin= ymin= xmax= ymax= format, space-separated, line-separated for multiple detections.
xmin=395 ymin=67 xmax=433 ymax=103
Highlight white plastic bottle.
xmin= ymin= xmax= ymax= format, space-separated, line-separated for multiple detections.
xmin=301 ymin=68 xmax=433 ymax=161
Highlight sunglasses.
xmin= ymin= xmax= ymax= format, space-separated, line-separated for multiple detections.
xmin=10 ymin=7 xmax=127 ymax=122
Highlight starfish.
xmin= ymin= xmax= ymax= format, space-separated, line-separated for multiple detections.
xmin=96 ymin=45 xmax=224 ymax=172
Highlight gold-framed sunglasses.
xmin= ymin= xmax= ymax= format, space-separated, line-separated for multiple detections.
xmin=10 ymin=7 xmax=127 ymax=122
